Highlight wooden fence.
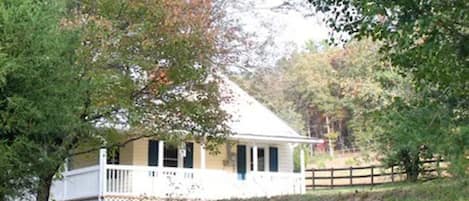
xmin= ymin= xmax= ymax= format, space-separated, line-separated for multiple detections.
xmin=306 ymin=159 xmax=446 ymax=190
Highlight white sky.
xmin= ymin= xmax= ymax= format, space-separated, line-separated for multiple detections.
xmin=225 ymin=0 xmax=330 ymax=69
xmin=252 ymin=0 xmax=329 ymax=46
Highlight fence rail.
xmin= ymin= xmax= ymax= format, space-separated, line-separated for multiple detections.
xmin=306 ymin=159 xmax=446 ymax=190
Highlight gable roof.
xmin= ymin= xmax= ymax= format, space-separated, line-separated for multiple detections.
xmin=220 ymin=78 xmax=322 ymax=144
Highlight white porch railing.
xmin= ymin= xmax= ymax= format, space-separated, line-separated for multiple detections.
xmin=50 ymin=148 xmax=305 ymax=201
xmin=51 ymin=164 xmax=303 ymax=201
xmin=103 ymin=165 xmax=302 ymax=200
xmin=50 ymin=165 xmax=100 ymax=201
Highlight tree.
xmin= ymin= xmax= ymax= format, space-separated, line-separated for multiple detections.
xmin=369 ymin=99 xmax=455 ymax=182
xmin=0 ymin=0 xmax=234 ymax=200
xmin=309 ymin=0 xmax=468 ymax=105
xmin=0 ymin=1 xmax=83 ymax=198
xmin=286 ymin=41 xmax=410 ymax=154
xmin=308 ymin=0 xmax=468 ymax=178
xmin=232 ymin=40 xmax=409 ymax=155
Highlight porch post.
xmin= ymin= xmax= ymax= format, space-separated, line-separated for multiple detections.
xmin=252 ymin=145 xmax=258 ymax=172
xmin=265 ymin=147 xmax=269 ymax=172
xmin=158 ymin=141 xmax=164 ymax=168
xmin=177 ymin=143 xmax=184 ymax=168
xmin=200 ymin=143 xmax=206 ymax=169
xmin=98 ymin=148 xmax=107 ymax=201
xmin=300 ymin=148 xmax=306 ymax=194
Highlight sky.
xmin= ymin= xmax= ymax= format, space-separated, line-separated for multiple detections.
xmin=225 ymin=0 xmax=330 ymax=69
xmin=250 ymin=0 xmax=329 ymax=46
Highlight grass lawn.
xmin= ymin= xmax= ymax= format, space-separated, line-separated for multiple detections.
xmin=220 ymin=178 xmax=469 ymax=201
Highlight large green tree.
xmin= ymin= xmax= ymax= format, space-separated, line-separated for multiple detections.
xmin=0 ymin=0 xmax=232 ymax=200
xmin=0 ymin=1 xmax=83 ymax=198
xmin=368 ymin=99 xmax=458 ymax=181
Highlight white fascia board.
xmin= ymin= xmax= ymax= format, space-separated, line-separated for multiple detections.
xmin=228 ymin=134 xmax=324 ymax=144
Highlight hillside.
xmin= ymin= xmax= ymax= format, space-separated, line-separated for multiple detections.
xmin=222 ymin=178 xmax=469 ymax=201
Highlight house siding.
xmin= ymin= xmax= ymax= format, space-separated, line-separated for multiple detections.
xmin=193 ymin=143 xmax=234 ymax=172
xmin=243 ymin=143 xmax=293 ymax=173
xmin=119 ymin=141 xmax=133 ymax=165
xmin=119 ymin=138 xmax=233 ymax=172
xmin=69 ymin=150 xmax=98 ymax=170
xmin=278 ymin=143 xmax=294 ymax=172
xmin=132 ymin=138 xmax=149 ymax=165
xmin=69 ymin=139 xmax=293 ymax=173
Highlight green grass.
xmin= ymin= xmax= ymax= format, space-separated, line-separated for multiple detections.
xmin=309 ymin=153 xmax=333 ymax=168
xmin=220 ymin=178 xmax=469 ymax=201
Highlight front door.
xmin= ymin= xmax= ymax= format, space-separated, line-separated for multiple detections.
xmin=236 ymin=145 xmax=246 ymax=180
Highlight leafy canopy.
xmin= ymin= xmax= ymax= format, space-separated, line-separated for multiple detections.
xmin=309 ymin=0 xmax=468 ymax=115
xmin=233 ymin=41 xmax=409 ymax=148
xmin=308 ymin=0 xmax=468 ymax=177
xmin=0 ymin=0 xmax=233 ymax=200
xmin=0 ymin=0 xmax=83 ymax=198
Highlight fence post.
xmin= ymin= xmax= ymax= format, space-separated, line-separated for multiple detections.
xmin=349 ymin=166 xmax=353 ymax=185
xmin=391 ymin=166 xmax=394 ymax=183
xmin=330 ymin=168 xmax=334 ymax=189
xmin=312 ymin=168 xmax=315 ymax=190
xmin=371 ymin=165 xmax=374 ymax=186
xmin=436 ymin=157 xmax=441 ymax=178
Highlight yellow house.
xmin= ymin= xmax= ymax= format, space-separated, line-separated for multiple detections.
xmin=50 ymin=79 xmax=322 ymax=201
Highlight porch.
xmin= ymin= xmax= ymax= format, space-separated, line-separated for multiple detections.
xmin=51 ymin=164 xmax=303 ymax=201
xmin=51 ymin=148 xmax=306 ymax=201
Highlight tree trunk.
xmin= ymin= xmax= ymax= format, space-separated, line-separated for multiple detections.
xmin=36 ymin=166 xmax=59 ymax=201
xmin=403 ymin=151 xmax=420 ymax=182
xmin=306 ymin=111 xmax=314 ymax=157
xmin=325 ymin=116 xmax=334 ymax=157
xmin=406 ymin=164 xmax=419 ymax=182
xmin=37 ymin=174 xmax=54 ymax=201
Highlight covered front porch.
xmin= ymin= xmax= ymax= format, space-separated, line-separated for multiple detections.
xmin=51 ymin=139 xmax=308 ymax=201
xmin=51 ymin=162 xmax=303 ymax=201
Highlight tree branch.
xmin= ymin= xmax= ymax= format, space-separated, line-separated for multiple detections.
xmin=69 ymin=133 xmax=161 ymax=157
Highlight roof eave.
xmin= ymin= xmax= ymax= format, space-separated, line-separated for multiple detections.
xmin=228 ymin=133 xmax=324 ymax=144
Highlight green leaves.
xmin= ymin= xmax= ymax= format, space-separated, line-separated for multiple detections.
xmin=68 ymin=0 xmax=230 ymax=144
xmin=1 ymin=0 xmax=232 ymax=199
xmin=233 ymin=40 xmax=408 ymax=150
xmin=309 ymin=0 xmax=469 ymax=114
xmin=309 ymin=0 xmax=468 ymax=179
xmin=0 ymin=0 xmax=83 ymax=197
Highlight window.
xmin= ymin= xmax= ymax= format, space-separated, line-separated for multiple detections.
xmin=164 ymin=145 xmax=178 ymax=167
xmin=258 ymin=148 xmax=265 ymax=171
xmin=106 ymin=149 xmax=120 ymax=179
xmin=148 ymin=140 xmax=192 ymax=168
xmin=183 ymin=142 xmax=194 ymax=168
xmin=250 ymin=147 xmax=265 ymax=171
xmin=107 ymin=149 xmax=120 ymax=165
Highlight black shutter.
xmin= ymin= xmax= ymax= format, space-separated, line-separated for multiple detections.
xmin=269 ymin=147 xmax=278 ymax=172
xmin=148 ymin=140 xmax=159 ymax=166
xmin=237 ymin=145 xmax=247 ymax=180
xmin=183 ymin=142 xmax=194 ymax=168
